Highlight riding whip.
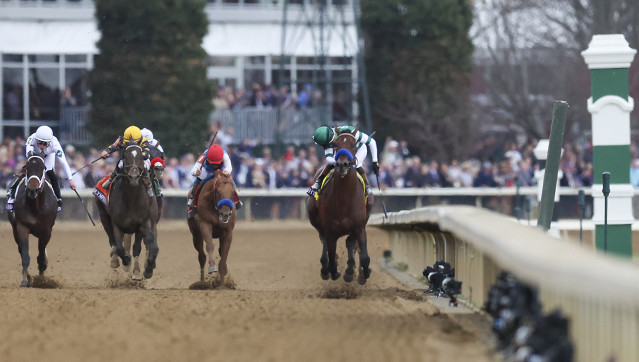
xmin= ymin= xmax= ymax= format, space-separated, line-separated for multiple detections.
xmin=71 ymin=156 xmax=103 ymax=176
xmin=375 ymin=173 xmax=388 ymax=219
xmin=200 ymin=131 xmax=218 ymax=171
xmin=73 ymin=188 xmax=96 ymax=226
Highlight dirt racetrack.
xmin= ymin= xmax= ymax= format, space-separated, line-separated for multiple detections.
xmin=0 ymin=220 xmax=499 ymax=362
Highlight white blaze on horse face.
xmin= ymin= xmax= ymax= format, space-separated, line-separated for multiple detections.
xmin=131 ymin=150 xmax=138 ymax=158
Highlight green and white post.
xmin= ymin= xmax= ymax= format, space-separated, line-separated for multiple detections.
xmin=582 ymin=34 xmax=636 ymax=257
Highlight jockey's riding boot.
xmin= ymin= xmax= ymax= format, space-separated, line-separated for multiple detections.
xmin=141 ymin=176 xmax=153 ymax=197
xmin=357 ymin=167 xmax=372 ymax=195
xmin=307 ymin=178 xmax=322 ymax=197
xmin=235 ymin=201 xmax=243 ymax=209
xmin=187 ymin=178 xmax=202 ymax=207
xmin=102 ymin=173 xmax=115 ymax=189
xmin=47 ymin=170 xmax=63 ymax=211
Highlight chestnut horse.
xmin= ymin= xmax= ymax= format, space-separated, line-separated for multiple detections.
xmin=307 ymin=126 xmax=373 ymax=284
xmin=96 ymin=144 xmax=160 ymax=279
xmin=187 ymin=169 xmax=237 ymax=286
xmin=8 ymin=155 xmax=58 ymax=287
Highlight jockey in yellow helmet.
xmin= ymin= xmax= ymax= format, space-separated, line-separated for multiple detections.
xmin=100 ymin=125 xmax=152 ymax=190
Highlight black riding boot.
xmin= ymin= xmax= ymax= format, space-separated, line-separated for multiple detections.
xmin=47 ymin=170 xmax=63 ymax=210
xmin=6 ymin=175 xmax=23 ymax=211
xmin=307 ymin=164 xmax=335 ymax=196
xmin=357 ymin=167 xmax=372 ymax=195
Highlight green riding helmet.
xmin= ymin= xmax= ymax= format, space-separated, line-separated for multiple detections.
xmin=313 ymin=126 xmax=335 ymax=147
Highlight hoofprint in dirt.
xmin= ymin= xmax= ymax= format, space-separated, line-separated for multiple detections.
xmin=0 ymin=221 xmax=500 ymax=361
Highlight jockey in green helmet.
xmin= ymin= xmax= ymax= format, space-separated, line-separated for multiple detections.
xmin=307 ymin=125 xmax=380 ymax=197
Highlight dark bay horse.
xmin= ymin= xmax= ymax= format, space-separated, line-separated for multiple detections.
xmin=95 ymin=144 xmax=160 ymax=279
xmin=307 ymin=126 xmax=372 ymax=284
xmin=8 ymin=155 xmax=58 ymax=287
xmin=187 ymin=169 xmax=237 ymax=285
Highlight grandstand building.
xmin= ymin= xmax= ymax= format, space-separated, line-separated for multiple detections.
xmin=0 ymin=0 xmax=359 ymax=144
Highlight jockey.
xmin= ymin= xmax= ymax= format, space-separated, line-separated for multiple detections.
xmin=187 ymin=143 xmax=242 ymax=210
xmin=141 ymin=128 xmax=164 ymax=154
xmin=307 ymin=125 xmax=380 ymax=197
xmin=6 ymin=126 xmax=76 ymax=212
xmin=100 ymin=125 xmax=152 ymax=191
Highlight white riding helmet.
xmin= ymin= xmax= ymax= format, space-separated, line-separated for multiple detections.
xmin=35 ymin=126 xmax=54 ymax=142
xmin=141 ymin=128 xmax=154 ymax=142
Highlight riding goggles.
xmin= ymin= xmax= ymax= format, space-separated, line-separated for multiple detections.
xmin=37 ymin=141 xmax=50 ymax=146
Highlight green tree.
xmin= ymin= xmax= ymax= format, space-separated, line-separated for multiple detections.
xmin=361 ymin=0 xmax=473 ymax=161
xmin=89 ymin=0 xmax=213 ymax=156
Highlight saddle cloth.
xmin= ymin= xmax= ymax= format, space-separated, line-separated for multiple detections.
xmin=93 ymin=174 xmax=112 ymax=207
xmin=314 ymin=169 xmax=367 ymax=203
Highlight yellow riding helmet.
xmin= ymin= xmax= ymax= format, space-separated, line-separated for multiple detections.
xmin=123 ymin=126 xmax=142 ymax=144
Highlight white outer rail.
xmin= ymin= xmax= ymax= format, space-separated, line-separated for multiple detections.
xmin=368 ymin=206 xmax=639 ymax=362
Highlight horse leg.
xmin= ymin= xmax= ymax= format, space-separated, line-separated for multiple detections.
xmin=217 ymin=232 xmax=233 ymax=285
xmin=188 ymin=218 xmax=206 ymax=281
xmin=327 ymin=235 xmax=340 ymax=281
xmin=320 ymin=236 xmax=330 ymax=280
xmin=356 ymin=228 xmax=371 ymax=285
xmin=96 ymin=200 xmax=120 ymax=268
xmin=199 ymin=222 xmax=217 ymax=274
xmin=37 ymin=234 xmax=51 ymax=276
xmin=131 ymin=233 xmax=144 ymax=281
xmin=344 ymin=235 xmax=356 ymax=283
xmin=142 ymin=223 xmax=159 ymax=279
xmin=13 ymin=224 xmax=31 ymax=287
xmin=122 ymin=233 xmax=133 ymax=272
xmin=112 ymin=227 xmax=131 ymax=267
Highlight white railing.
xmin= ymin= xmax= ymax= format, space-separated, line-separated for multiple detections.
xmin=368 ymin=206 xmax=639 ymax=362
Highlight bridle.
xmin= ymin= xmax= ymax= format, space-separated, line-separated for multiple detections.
xmin=212 ymin=172 xmax=235 ymax=224
xmin=123 ymin=144 xmax=144 ymax=182
xmin=25 ymin=155 xmax=46 ymax=199
xmin=333 ymin=132 xmax=358 ymax=177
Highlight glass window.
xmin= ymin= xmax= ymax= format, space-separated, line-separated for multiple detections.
xmin=246 ymin=56 xmax=265 ymax=65
xmin=244 ymin=69 xmax=265 ymax=89
xmin=65 ymin=68 xmax=89 ymax=106
xmin=2 ymin=54 xmax=22 ymax=63
xmin=2 ymin=68 xmax=24 ymax=120
xmin=65 ymin=54 xmax=88 ymax=63
xmin=29 ymin=68 xmax=60 ymax=121
xmin=207 ymin=56 xmax=235 ymax=67
xmin=296 ymin=57 xmax=315 ymax=65
xmin=28 ymin=55 xmax=60 ymax=63
xmin=270 ymin=69 xmax=291 ymax=88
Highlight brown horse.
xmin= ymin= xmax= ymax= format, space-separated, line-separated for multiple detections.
xmin=307 ymin=126 xmax=372 ymax=284
xmin=8 ymin=155 xmax=58 ymax=287
xmin=187 ymin=169 xmax=237 ymax=286
xmin=95 ymin=144 xmax=160 ymax=279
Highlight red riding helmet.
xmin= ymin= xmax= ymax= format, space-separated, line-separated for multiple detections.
xmin=206 ymin=144 xmax=224 ymax=165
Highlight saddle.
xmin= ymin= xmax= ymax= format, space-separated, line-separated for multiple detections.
xmin=93 ymin=174 xmax=112 ymax=207
xmin=314 ymin=169 xmax=367 ymax=203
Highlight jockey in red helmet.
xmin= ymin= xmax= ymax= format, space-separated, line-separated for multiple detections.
xmin=187 ymin=144 xmax=242 ymax=210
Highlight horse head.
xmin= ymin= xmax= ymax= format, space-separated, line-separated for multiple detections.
xmin=212 ymin=170 xmax=236 ymax=224
xmin=333 ymin=126 xmax=359 ymax=177
xmin=123 ymin=144 xmax=145 ymax=185
xmin=25 ymin=155 xmax=46 ymax=199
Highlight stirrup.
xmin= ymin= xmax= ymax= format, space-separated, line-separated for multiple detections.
xmin=187 ymin=198 xmax=193 ymax=207
xmin=57 ymin=198 xmax=63 ymax=212
xmin=235 ymin=201 xmax=243 ymax=209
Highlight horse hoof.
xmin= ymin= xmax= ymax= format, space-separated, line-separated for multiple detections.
xmin=122 ymin=256 xmax=131 ymax=267
xmin=320 ymin=271 xmax=330 ymax=280
xmin=208 ymin=265 xmax=218 ymax=274
xmin=330 ymin=272 xmax=341 ymax=281
xmin=20 ymin=280 xmax=29 ymax=288
xmin=343 ymin=272 xmax=354 ymax=283
xmin=131 ymin=273 xmax=143 ymax=281
xmin=143 ymin=270 xmax=153 ymax=279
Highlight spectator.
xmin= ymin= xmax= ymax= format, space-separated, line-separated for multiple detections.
xmin=473 ymin=162 xmax=498 ymax=187
xmin=296 ymin=83 xmax=313 ymax=108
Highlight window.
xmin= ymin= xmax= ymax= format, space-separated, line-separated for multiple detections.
xmin=2 ymin=68 xmax=23 ymax=120
xmin=29 ymin=68 xmax=60 ymax=121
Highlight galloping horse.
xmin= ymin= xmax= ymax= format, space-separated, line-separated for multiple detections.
xmin=95 ymin=144 xmax=160 ymax=279
xmin=307 ymin=126 xmax=373 ymax=284
xmin=187 ymin=169 xmax=237 ymax=285
xmin=8 ymin=155 xmax=58 ymax=287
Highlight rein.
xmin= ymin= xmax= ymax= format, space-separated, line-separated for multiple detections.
xmin=26 ymin=155 xmax=46 ymax=191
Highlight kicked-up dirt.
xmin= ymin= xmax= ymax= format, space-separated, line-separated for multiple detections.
xmin=0 ymin=220 xmax=499 ymax=362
